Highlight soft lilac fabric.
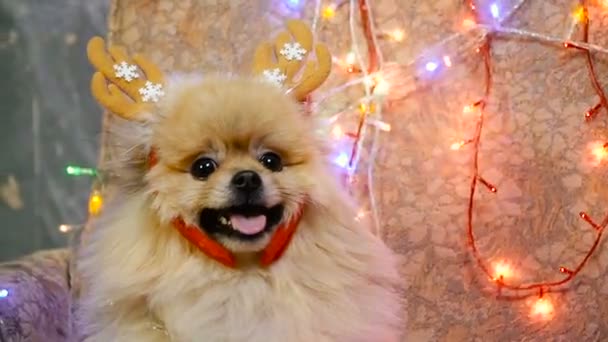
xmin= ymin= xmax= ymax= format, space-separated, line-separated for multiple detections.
xmin=0 ymin=249 xmax=75 ymax=342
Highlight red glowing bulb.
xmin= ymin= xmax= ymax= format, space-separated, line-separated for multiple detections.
xmin=450 ymin=140 xmax=466 ymax=151
xmin=530 ymin=297 xmax=554 ymax=321
xmin=492 ymin=260 xmax=513 ymax=282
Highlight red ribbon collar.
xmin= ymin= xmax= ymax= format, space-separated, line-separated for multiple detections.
xmin=172 ymin=207 xmax=304 ymax=268
xmin=148 ymin=149 xmax=303 ymax=268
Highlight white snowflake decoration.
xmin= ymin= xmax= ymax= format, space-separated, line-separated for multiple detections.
xmin=262 ymin=68 xmax=287 ymax=86
xmin=280 ymin=42 xmax=307 ymax=61
xmin=113 ymin=61 xmax=139 ymax=82
xmin=138 ymin=81 xmax=165 ymax=103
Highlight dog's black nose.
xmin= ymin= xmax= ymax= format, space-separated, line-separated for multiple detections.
xmin=231 ymin=170 xmax=262 ymax=193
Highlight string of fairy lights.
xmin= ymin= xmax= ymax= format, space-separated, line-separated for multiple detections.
xmin=460 ymin=0 xmax=608 ymax=320
xmin=60 ymin=0 xmax=608 ymax=321
xmin=61 ymin=165 xmax=103 ymax=233
xmin=311 ymin=0 xmax=608 ymax=321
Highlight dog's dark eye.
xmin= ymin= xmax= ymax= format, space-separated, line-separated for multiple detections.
xmin=190 ymin=157 xmax=217 ymax=179
xmin=259 ymin=152 xmax=283 ymax=172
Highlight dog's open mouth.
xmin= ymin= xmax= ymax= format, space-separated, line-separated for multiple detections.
xmin=199 ymin=204 xmax=284 ymax=240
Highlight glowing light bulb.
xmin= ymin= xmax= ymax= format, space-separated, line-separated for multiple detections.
xmin=286 ymin=0 xmax=300 ymax=8
xmin=59 ymin=224 xmax=71 ymax=233
xmin=450 ymin=140 xmax=466 ymax=151
xmin=372 ymin=120 xmax=391 ymax=132
xmin=363 ymin=76 xmax=375 ymax=88
xmin=443 ymin=55 xmax=452 ymax=67
xmin=462 ymin=104 xmax=482 ymax=118
xmin=425 ymin=61 xmax=438 ymax=72
xmin=66 ymin=165 xmax=97 ymax=176
xmin=590 ymin=141 xmax=608 ymax=165
xmin=573 ymin=5 xmax=585 ymax=22
xmin=359 ymin=102 xmax=368 ymax=113
xmin=322 ymin=5 xmax=336 ymax=19
xmin=490 ymin=3 xmax=500 ymax=19
xmin=88 ymin=190 xmax=103 ymax=216
xmin=345 ymin=52 xmax=356 ymax=64
xmin=462 ymin=18 xmax=476 ymax=30
xmin=365 ymin=119 xmax=391 ymax=132
xmin=345 ymin=52 xmax=357 ymax=73
xmin=0 ymin=289 xmax=7 ymax=298
xmin=491 ymin=260 xmax=513 ymax=281
xmin=332 ymin=125 xmax=344 ymax=139
xmin=530 ymin=297 xmax=554 ymax=321
xmin=334 ymin=152 xmax=349 ymax=168
xmin=356 ymin=210 xmax=365 ymax=220
xmin=390 ymin=29 xmax=405 ymax=42
xmin=374 ymin=78 xmax=390 ymax=96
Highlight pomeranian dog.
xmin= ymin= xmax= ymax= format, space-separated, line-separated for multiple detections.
xmin=77 ymin=23 xmax=402 ymax=342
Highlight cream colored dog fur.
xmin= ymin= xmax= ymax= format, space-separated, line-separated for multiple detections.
xmin=76 ymin=76 xmax=403 ymax=341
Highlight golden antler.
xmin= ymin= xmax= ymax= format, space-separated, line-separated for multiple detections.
xmin=87 ymin=37 xmax=165 ymax=121
xmin=252 ymin=20 xmax=332 ymax=102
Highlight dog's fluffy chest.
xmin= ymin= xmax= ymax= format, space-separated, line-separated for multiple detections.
xmin=148 ymin=239 xmax=399 ymax=342
xmin=78 ymin=197 xmax=402 ymax=341
xmin=155 ymin=270 xmax=337 ymax=341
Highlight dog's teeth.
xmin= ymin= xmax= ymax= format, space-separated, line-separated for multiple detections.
xmin=218 ymin=216 xmax=232 ymax=226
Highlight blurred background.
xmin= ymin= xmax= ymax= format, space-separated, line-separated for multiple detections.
xmin=0 ymin=0 xmax=109 ymax=261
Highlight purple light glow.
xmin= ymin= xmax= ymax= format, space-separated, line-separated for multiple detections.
xmin=490 ymin=3 xmax=499 ymax=19
xmin=334 ymin=152 xmax=349 ymax=168
xmin=286 ymin=0 xmax=302 ymax=9
xmin=425 ymin=61 xmax=439 ymax=72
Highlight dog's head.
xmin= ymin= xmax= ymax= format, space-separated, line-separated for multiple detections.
xmin=146 ymin=77 xmax=322 ymax=252
xmin=87 ymin=20 xmax=333 ymax=255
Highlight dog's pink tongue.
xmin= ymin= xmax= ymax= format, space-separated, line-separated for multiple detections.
xmin=230 ymin=215 xmax=267 ymax=235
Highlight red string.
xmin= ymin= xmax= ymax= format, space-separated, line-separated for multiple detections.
xmin=465 ymin=0 xmax=608 ymax=299
xmin=578 ymin=0 xmax=608 ymax=119
xmin=357 ymin=0 xmax=378 ymax=74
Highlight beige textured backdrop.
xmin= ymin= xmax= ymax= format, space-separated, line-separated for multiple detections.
xmin=103 ymin=0 xmax=608 ymax=340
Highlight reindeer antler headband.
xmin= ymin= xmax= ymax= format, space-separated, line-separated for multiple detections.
xmin=87 ymin=19 xmax=331 ymax=122
xmin=252 ymin=20 xmax=331 ymax=101
xmin=87 ymin=37 xmax=165 ymax=121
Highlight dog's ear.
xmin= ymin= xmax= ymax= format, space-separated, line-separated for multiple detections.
xmin=251 ymin=20 xmax=332 ymax=103
xmin=87 ymin=36 xmax=165 ymax=123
